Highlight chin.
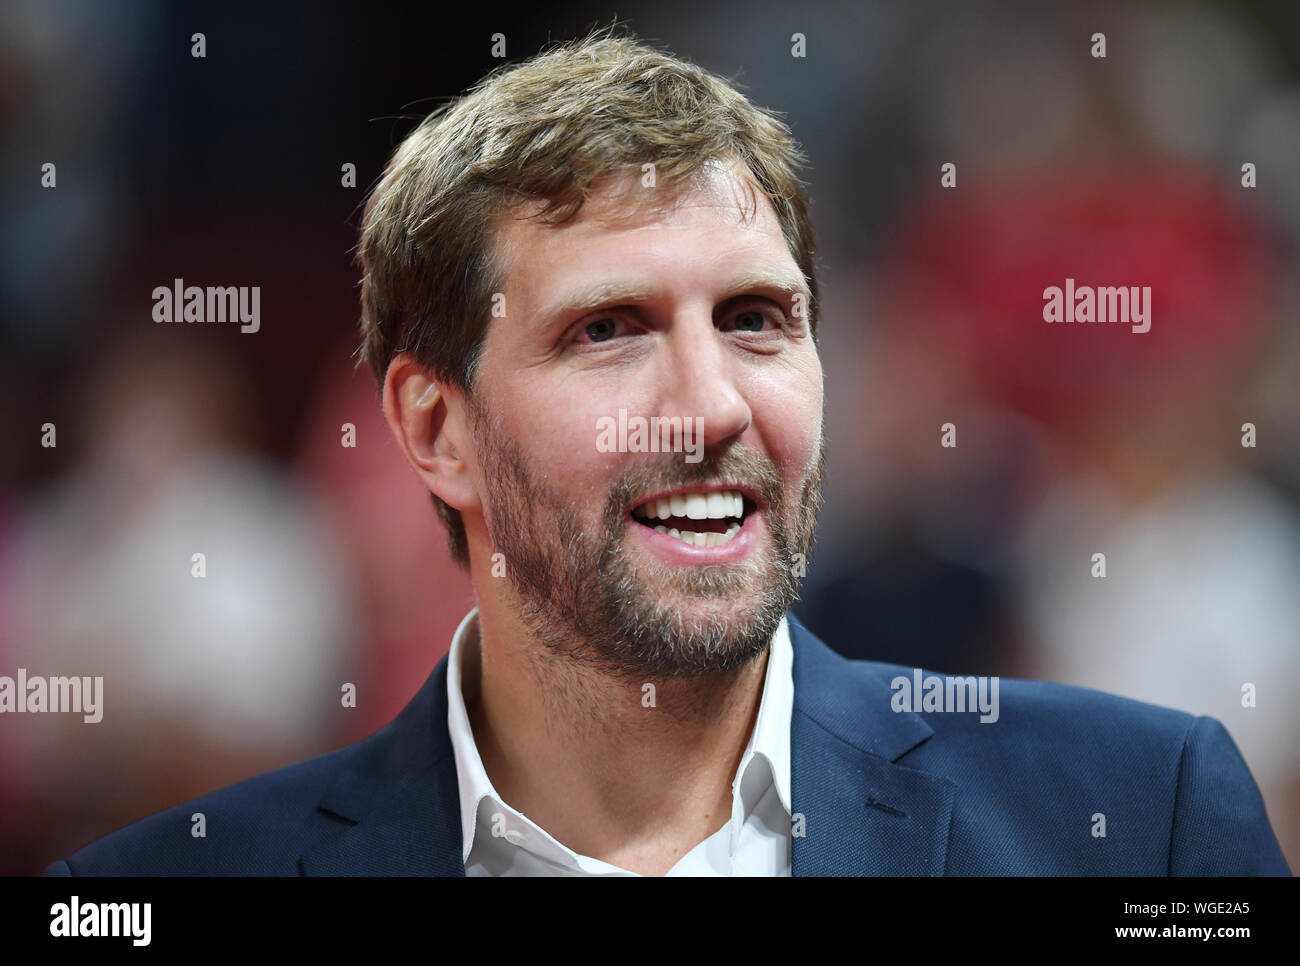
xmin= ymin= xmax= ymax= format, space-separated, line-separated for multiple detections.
xmin=665 ymin=593 xmax=757 ymax=625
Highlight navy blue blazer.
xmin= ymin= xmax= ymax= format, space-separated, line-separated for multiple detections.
xmin=47 ymin=614 xmax=1290 ymax=875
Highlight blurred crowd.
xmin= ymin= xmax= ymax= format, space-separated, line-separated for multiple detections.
xmin=2 ymin=0 xmax=1297 ymax=873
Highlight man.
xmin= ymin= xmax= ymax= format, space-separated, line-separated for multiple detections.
xmin=48 ymin=31 xmax=1289 ymax=876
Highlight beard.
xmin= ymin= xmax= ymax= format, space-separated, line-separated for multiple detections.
xmin=470 ymin=397 xmax=825 ymax=680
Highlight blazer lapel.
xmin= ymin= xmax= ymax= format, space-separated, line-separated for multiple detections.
xmin=300 ymin=659 xmax=466 ymax=876
xmin=788 ymin=614 xmax=956 ymax=876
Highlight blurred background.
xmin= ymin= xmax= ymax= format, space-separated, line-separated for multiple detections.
xmin=2 ymin=0 xmax=1298 ymax=874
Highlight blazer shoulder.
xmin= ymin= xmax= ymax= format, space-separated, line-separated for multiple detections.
xmin=1169 ymin=714 xmax=1291 ymax=875
xmin=48 ymin=658 xmax=453 ymax=876
xmin=862 ymin=656 xmax=1198 ymax=741
xmin=848 ymin=659 xmax=1288 ymax=874
xmin=789 ymin=614 xmax=1197 ymax=766
xmin=49 ymin=734 xmax=374 ymax=876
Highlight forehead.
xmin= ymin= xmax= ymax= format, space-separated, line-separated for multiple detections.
xmin=490 ymin=161 xmax=804 ymax=307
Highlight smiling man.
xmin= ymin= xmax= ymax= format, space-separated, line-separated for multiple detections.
xmin=367 ymin=39 xmax=825 ymax=875
xmin=48 ymin=31 xmax=1289 ymax=877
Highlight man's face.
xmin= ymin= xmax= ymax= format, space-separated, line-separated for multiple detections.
xmin=466 ymin=160 xmax=825 ymax=679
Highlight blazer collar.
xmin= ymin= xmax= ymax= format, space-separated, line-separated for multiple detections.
xmin=301 ymin=613 xmax=954 ymax=876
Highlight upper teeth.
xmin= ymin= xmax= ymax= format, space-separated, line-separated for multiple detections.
xmin=632 ymin=489 xmax=744 ymax=521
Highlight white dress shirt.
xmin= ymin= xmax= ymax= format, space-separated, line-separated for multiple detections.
xmin=446 ymin=607 xmax=793 ymax=876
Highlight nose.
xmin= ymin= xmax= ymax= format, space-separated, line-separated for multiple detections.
xmin=658 ymin=309 xmax=752 ymax=448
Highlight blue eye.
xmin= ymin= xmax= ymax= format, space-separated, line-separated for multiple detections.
xmin=584 ymin=318 xmax=619 ymax=342
xmin=733 ymin=310 xmax=767 ymax=332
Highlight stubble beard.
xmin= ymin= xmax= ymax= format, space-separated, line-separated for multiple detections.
xmin=470 ymin=398 xmax=826 ymax=682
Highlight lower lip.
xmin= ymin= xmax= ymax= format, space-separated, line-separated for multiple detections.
xmin=626 ymin=511 xmax=760 ymax=564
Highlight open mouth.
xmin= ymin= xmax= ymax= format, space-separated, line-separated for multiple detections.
xmin=629 ymin=488 xmax=750 ymax=548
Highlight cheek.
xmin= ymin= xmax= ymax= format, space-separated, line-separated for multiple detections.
xmin=749 ymin=359 xmax=823 ymax=475
xmin=492 ymin=376 xmax=646 ymax=495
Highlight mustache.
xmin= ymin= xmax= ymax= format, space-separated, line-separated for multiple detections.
xmin=603 ymin=444 xmax=786 ymax=530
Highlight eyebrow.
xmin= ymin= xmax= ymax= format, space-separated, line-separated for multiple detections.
xmin=545 ymin=281 xmax=659 ymax=321
xmin=540 ymin=271 xmax=812 ymax=324
xmin=723 ymin=271 xmax=813 ymax=307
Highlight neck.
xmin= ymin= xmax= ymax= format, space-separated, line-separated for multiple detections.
xmin=464 ymin=592 xmax=770 ymax=875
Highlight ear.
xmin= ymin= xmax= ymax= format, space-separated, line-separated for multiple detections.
xmin=381 ymin=354 xmax=480 ymax=515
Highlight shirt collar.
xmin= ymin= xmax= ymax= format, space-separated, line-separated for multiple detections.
xmin=446 ymin=607 xmax=793 ymax=867
xmin=445 ymin=607 xmax=496 ymax=864
xmin=744 ymin=613 xmax=794 ymax=817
